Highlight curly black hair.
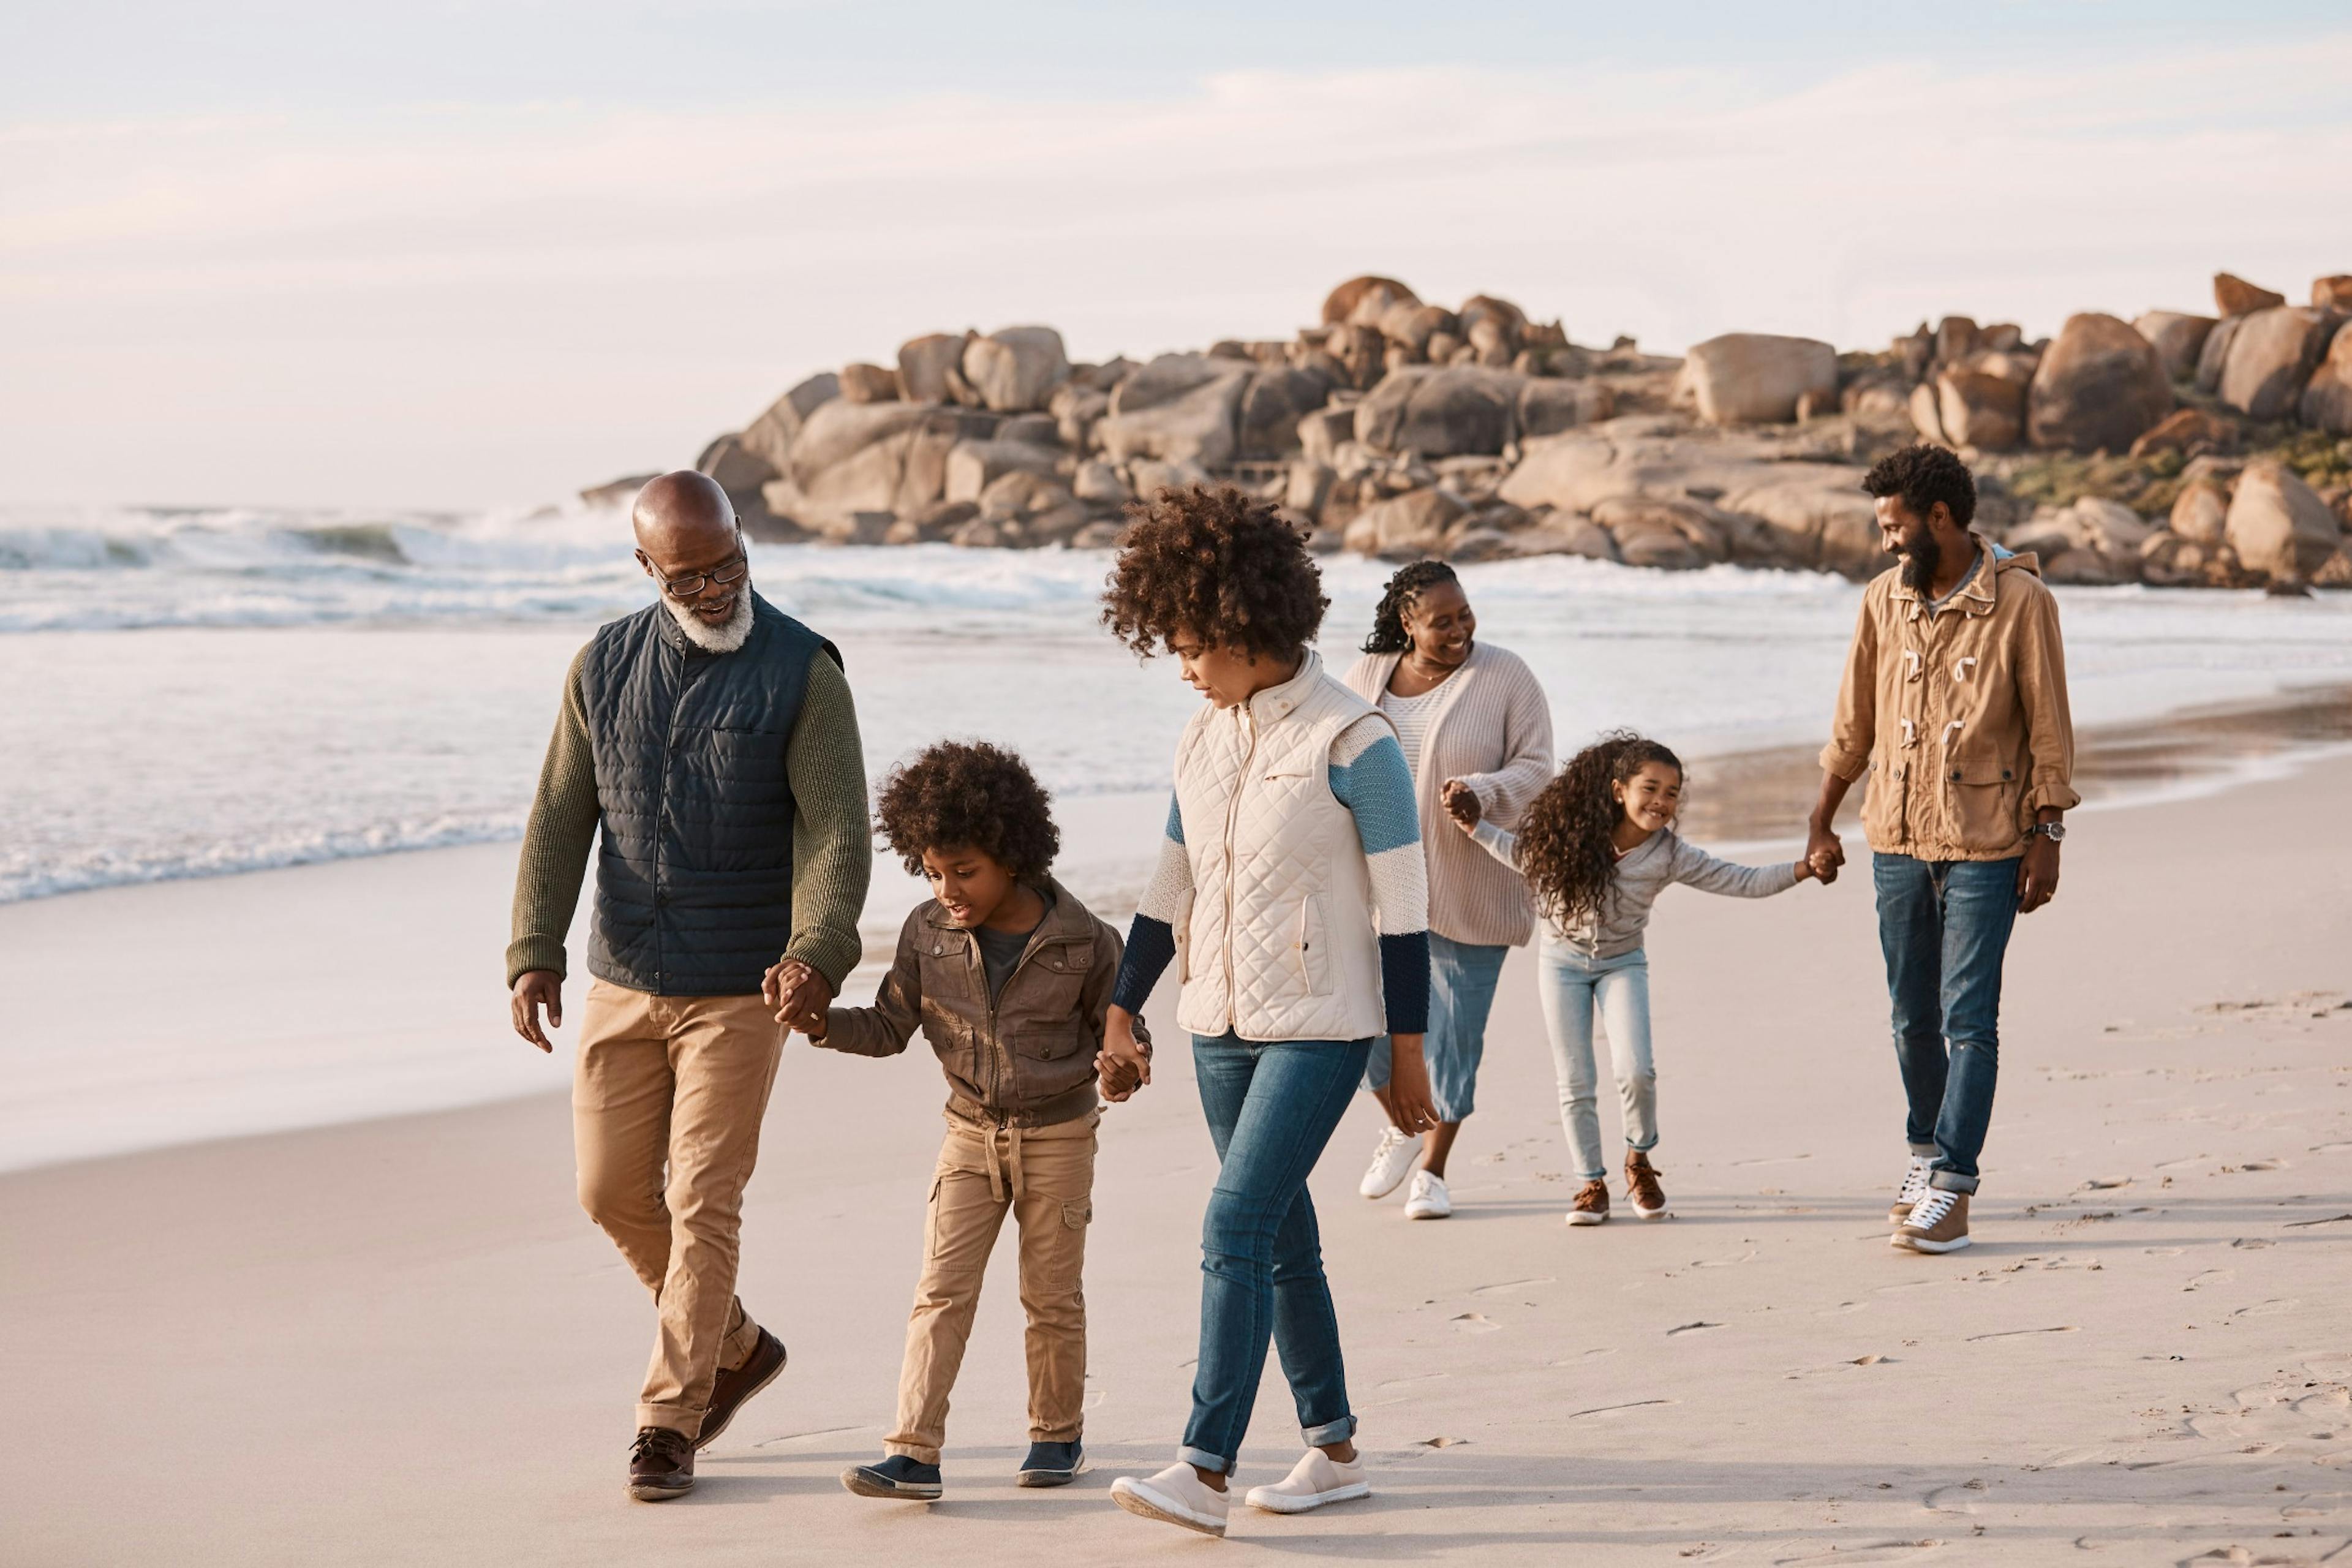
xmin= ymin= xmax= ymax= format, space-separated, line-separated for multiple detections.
xmin=1514 ymin=731 xmax=1684 ymax=928
xmin=873 ymin=740 xmax=1060 ymax=879
xmin=1100 ymin=484 xmax=1328 ymax=660
xmin=1362 ymin=559 xmax=1459 ymax=654
xmin=1862 ymin=442 xmax=1976 ymax=529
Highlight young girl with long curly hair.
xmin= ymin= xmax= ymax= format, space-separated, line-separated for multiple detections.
xmin=1450 ymin=731 xmax=1817 ymax=1226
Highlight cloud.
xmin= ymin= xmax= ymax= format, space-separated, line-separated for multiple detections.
xmin=2 ymin=39 xmax=2349 ymax=505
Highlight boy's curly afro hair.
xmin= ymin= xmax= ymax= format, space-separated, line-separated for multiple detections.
xmin=873 ymin=740 xmax=1060 ymax=880
xmin=1100 ymin=484 xmax=1329 ymax=661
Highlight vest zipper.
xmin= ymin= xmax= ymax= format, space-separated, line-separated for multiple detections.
xmin=1220 ymin=705 xmax=1259 ymax=1032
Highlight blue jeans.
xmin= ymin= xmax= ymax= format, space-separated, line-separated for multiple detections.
xmin=1874 ymin=853 xmax=2022 ymax=1195
xmin=1362 ymin=933 xmax=1508 ymax=1123
xmin=1535 ymin=939 xmax=1656 ymax=1180
xmin=1180 ymin=1032 xmax=1370 ymax=1474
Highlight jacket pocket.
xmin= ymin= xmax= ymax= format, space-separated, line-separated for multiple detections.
xmin=1297 ymin=895 xmax=1333 ymax=996
xmin=1941 ymin=741 xmax=2026 ymax=852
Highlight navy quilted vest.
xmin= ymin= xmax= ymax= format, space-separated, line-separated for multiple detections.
xmin=579 ymin=593 xmax=837 ymax=995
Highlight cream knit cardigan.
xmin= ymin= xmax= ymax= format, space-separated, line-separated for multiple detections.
xmin=1342 ymin=642 xmax=1555 ymax=948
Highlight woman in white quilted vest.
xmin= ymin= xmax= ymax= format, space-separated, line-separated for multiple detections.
xmin=1093 ymin=486 xmax=1439 ymax=1539
xmin=1342 ymin=560 xmax=1555 ymax=1223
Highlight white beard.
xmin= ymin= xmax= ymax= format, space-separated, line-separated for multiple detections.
xmin=664 ymin=589 xmax=755 ymax=654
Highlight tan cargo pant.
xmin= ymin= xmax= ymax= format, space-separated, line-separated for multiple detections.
xmin=574 ymin=978 xmax=781 ymax=1439
xmin=883 ymin=1109 xmax=1097 ymax=1464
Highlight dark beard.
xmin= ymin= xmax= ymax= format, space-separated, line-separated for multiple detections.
xmin=1898 ymin=528 xmax=1942 ymax=593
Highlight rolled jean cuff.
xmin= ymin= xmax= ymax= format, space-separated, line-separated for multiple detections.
xmin=884 ymin=1441 xmax=942 ymax=1464
xmin=638 ymin=1401 xmax=703 ymax=1441
xmin=1178 ymin=1444 xmax=1232 ymax=1475
xmin=1303 ymin=1414 xmax=1356 ymax=1448
xmin=1929 ymin=1169 xmax=1978 ymax=1195
xmin=1909 ymin=1142 xmax=1939 ymax=1159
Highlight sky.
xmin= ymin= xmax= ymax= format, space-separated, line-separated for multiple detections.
xmin=4 ymin=2 xmax=2350 ymax=510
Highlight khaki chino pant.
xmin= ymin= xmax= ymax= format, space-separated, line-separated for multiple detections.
xmin=575 ymin=978 xmax=781 ymax=1439
xmin=884 ymin=1110 xmax=1096 ymax=1464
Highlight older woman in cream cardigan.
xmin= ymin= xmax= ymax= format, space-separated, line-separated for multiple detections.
xmin=1343 ymin=560 xmax=1555 ymax=1220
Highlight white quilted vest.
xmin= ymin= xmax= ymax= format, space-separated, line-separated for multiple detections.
xmin=1170 ymin=652 xmax=1389 ymax=1042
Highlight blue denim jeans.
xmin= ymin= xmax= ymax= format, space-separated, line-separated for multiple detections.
xmin=1874 ymin=853 xmax=2022 ymax=1194
xmin=1535 ymin=939 xmax=1656 ymax=1180
xmin=1179 ymin=1032 xmax=1370 ymax=1475
xmin=1362 ymin=933 xmax=1508 ymax=1123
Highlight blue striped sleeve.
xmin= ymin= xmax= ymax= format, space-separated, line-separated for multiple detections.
xmin=1330 ymin=715 xmax=1430 ymax=1035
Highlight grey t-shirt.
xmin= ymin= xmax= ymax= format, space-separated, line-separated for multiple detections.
xmin=972 ymin=889 xmax=1052 ymax=1002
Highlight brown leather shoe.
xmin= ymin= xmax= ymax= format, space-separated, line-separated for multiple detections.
xmin=698 ymin=1327 xmax=788 ymax=1450
xmin=1624 ymin=1150 xmax=1669 ymax=1220
xmin=628 ymin=1426 xmax=695 ymax=1501
xmin=1891 ymin=1189 xmax=1971 ymax=1253
xmin=1566 ymin=1178 xmax=1610 ymax=1226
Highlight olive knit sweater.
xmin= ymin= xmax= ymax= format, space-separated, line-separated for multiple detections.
xmin=505 ymin=644 xmax=871 ymax=992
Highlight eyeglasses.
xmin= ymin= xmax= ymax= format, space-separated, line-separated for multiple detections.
xmin=657 ymin=550 xmax=749 ymax=600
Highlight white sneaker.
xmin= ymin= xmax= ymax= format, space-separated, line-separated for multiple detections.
xmin=1244 ymin=1450 xmax=1371 ymax=1514
xmin=1889 ymin=1155 xmax=1932 ymax=1223
xmin=1359 ymin=1126 xmax=1423 ymax=1199
xmin=1402 ymin=1169 xmax=1452 ymax=1219
xmin=1110 ymin=1462 xmax=1230 ymax=1537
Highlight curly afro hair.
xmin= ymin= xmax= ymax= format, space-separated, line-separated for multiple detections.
xmin=1513 ymin=731 xmax=1684 ymax=929
xmin=1362 ymin=559 xmax=1459 ymax=655
xmin=1100 ymin=484 xmax=1328 ymax=660
xmin=1862 ymin=442 xmax=1976 ymax=530
xmin=873 ymin=740 xmax=1060 ymax=880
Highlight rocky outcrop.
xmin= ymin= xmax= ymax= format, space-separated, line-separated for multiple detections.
xmin=736 ymin=373 xmax=840 ymax=472
xmin=897 ymin=334 xmax=968 ymax=405
xmin=1322 ymin=276 xmax=1418 ymax=326
xmin=2299 ymin=322 xmax=2352 ymax=436
xmin=1097 ymin=353 xmax=1250 ymax=469
xmin=962 ymin=327 xmax=1070 ymax=413
xmin=2027 ymin=313 xmax=2171 ymax=453
xmin=2317 ymin=276 xmax=2352 ymax=312
xmin=1934 ymin=352 xmax=2035 ymax=450
xmin=2214 ymin=273 xmax=2286 ymax=316
xmin=2217 ymin=307 xmax=2340 ymax=421
xmin=2132 ymin=311 xmax=2216 ymax=382
xmin=1356 ymin=366 xmax=1520 ymax=457
xmin=1673 ymin=334 xmax=1837 ymax=424
xmin=838 ymin=362 xmax=900 ymax=404
xmin=2226 ymin=461 xmax=2343 ymax=583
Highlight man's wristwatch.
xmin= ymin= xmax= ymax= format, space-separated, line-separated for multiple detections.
xmin=2026 ymin=821 xmax=2067 ymax=843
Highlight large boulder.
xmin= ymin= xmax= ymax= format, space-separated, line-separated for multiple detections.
xmin=1322 ymin=276 xmax=1419 ymax=327
xmin=2298 ymin=321 xmax=2352 ymax=436
xmin=1379 ymin=303 xmax=1460 ymax=364
xmin=2316 ymin=276 xmax=2352 ymax=312
xmin=976 ymin=470 xmax=1088 ymax=546
xmin=944 ymin=439 xmax=1061 ymax=504
xmin=2127 ymin=407 xmax=2239 ymax=459
xmin=1935 ymin=351 xmax=2035 ymax=450
xmin=1323 ymin=323 xmax=1388 ymax=390
xmin=2026 ymin=312 xmax=2171 ymax=453
xmin=1096 ymin=353 xmax=1251 ymax=469
xmin=2225 ymin=461 xmax=2344 ymax=582
xmin=1355 ymin=366 xmax=1519 ymax=457
xmin=839 ymin=361 xmax=901 ymax=404
xmin=2214 ymin=273 xmax=2286 ymax=316
xmin=2218 ymin=307 xmax=2340 ymax=420
xmin=1591 ymin=496 xmax=1726 ymax=570
xmin=897 ymin=333 xmax=970 ymax=404
xmin=1298 ymin=405 xmax=1357 ymax=466
xmin=1517 ymin=378 xmax=1613 ymax=440
xmin=1235 ymin=368 xmax=1332 ymax=461
xmin=1049 ymin=383 xmax=1109 ymax=449
xmin=735 ymin=372 xmax=842 ymax=471
xmin=2133 ymin=311 xmax=2217 ymax=382
xmin=1673 ymin=334 xmax=1838 ymax=424
xmin=695 ymin=432 xmax=777 ymax=502
xmin=1342 ymin=487 xmax=1465 ymax=558
xmin=2193 ymin=313 xmax=2244 ymax=395
xmin=785 ymin=401 xmax=998 ymax=525
xmin=961 ymin=326 xmax=1071 ymax=413
xmin=2169 ymin=477 xmax=2230 ymax=545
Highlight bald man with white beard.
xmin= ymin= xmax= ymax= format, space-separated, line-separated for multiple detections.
xmin=506 ymin=472 xmax=870 ymax=1501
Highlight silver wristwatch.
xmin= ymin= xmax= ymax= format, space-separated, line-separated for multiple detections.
xmin=2026 ymin=821 xmax=2067 ymax=843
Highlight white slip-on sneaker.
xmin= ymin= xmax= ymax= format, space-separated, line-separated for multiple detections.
xmin=1359 ymin=1126 xmax=1423 ymax=1199
xmin=1402 ymin=1169 xmax=1452 ymax=1219
xmin=1889 ymin=1155 xmax=1933 ymax=1223
xmin=1244 ymin=1450 xmax=1372 ymax=1514
xmin=1110 ymin=1462 xmax=1231 ymax=1537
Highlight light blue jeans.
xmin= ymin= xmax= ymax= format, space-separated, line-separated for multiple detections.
xmin=1362 ymin=932 xmax=1509 ymax=1123
xmin=1536 ymin=937 xmax=1656 ymax=1181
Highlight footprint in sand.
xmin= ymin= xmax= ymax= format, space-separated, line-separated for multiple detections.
xmin=1773 ymin=1542 xmax=1942 ymax=1566
xmin=1696 ymin=1250 xmax=1759 ymax=1268
xmin=1667 ymin=1321 xmax=1724 ymax=1336
xmin=1471 ymin=1276 xmax=1557 ymax=1297
xmin=1568 ymin=1399 xmax=1675 ymax=1419
xmin=2310 ymin=1141 xmax=2352 ymax=1156
xmin=1450 ymin=1313 xmax=1501 ymax=1333
xmin=1378 ymin=1372 xmax=1451 ymax=1392
xmin=2231 ymin=1298 xmax=2299 ymax=1318
xmin=2183 ymin=1268 xmax=2234 ymax=1292
xmin=1921 ymin=1478 xmax=1986 ymax=1514
xmin=1965 ymin=1325 xmax=2079 ymax=1342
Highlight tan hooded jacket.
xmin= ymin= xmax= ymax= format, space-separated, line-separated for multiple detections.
xmin=1820 ymin=535 xmax=2079 ymax=862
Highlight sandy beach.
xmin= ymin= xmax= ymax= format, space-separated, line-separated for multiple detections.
xmin=5 ymin=737 xmax=2348 ymax=1565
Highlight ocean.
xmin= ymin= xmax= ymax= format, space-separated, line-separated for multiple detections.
xmin=7 ymin=500 xmax=2352 ymax=908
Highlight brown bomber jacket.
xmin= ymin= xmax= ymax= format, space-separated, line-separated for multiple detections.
xmin=817 ymin=876 xmax=1131 ymax=1128
xmin=1820 ymin=534 xmax=2080 ymax=862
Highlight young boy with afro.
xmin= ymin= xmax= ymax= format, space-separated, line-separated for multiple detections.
xmin=766 ymin=740 xmax=1143 ymax=1501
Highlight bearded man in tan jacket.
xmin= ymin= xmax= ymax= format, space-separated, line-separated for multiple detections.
xmin=1805 ymin=443 xmax=2077 ymax=1256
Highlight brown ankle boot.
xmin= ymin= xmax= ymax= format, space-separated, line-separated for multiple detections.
xmin=1624 ymin=1150 xmax=1669 ymax=1220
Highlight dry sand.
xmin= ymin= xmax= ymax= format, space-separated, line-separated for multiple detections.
xmin=4 ymin=756 xmax=2350 ymax=1565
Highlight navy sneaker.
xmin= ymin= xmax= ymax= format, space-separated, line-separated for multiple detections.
xmin=1016 ymin=1439 xmax=1087 ymax=1487
xmin=841 ymin=1454 xmax=943 ymax=1501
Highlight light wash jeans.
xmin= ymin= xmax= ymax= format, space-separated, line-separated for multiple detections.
xmin=1178 ymin=1031 xmax=1370 ymax=1474
xmin=1362 ymin=932 xmax=1509 ymax=1123
xmin=1535 ymin=937 xmax=1656 ymax=1181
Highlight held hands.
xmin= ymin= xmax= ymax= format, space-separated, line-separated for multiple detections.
xmin=763 ymin=957 xmax=834 ymax=1037
xmin=1440 ymin=778 xmax=1482 ymax=833
xmin=510 ymin=970 xmax=563 ymax=1052
xmin=1098 ymin=1005 xmax=1153 ymax=1102
xmin=1384 ymin=1033 xmax=1441 ymax=1134
xmin=1804 ymin=821 xmax=1845 ymax=886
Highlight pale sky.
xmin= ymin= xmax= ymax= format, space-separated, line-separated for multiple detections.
xmin=4 ymin=2 xmax=2349 ymax=509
